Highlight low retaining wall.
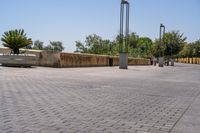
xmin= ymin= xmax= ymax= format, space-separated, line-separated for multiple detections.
xmin=0 ymin=48 xmax=11 ymax=55
xmin=0 ymin=54 xmax=37 ymax=67
xmin=60 ymin=53 xmax=108 ymax=67
xmin=0 ymin=48 xmax=150 ymax=67
xmin=59 ymin=53 xmax=150 ymax=67
xmin=175 ymin=58 xmax=200 ymax=64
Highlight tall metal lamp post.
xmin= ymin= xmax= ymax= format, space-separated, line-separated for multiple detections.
xmin=159 ymin=24 xmax=165 ymax=67
xmin=119 ymin=0 xmax=130 ymax=69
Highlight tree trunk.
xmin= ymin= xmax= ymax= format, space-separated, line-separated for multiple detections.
xmin=13 ymin=48 xmax=20 ymax=54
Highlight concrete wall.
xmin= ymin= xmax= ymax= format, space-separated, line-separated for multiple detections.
xmin=0 ymin=48 xmax=150 ymax=67
xmin=0 ymin=54 xmax=37 ymax=67
xmin=38 ymin=51 xmax=61 ymax=67
xmin=60 ymin=53 xmax=150 ymax=67
xmin=60 ymin=53 xmax=108 ymax=67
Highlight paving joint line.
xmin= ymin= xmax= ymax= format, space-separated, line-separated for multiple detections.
xmin=168 ymin=90 xmax=200 ymax=133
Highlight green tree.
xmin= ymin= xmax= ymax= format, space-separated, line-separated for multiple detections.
xmin=179 ymin=39 xmax=200 ymax=57
xmin=129 ymin=32 xmax=139 ymax=48
xmin=179 ymin=44 xmax=193 ymax=57
xmin=115 ymin=32 xmax=139 ymax=49
xmin=75 ymin=34 xmax=114 ymax=55
xmin=33 ymin=40 xmax=44 ymax=50
xmin=101 ymin=39 xmax=112 ymax=55
xmin=163 ymin=31 xmax=187 ymax=57
xmin=85 ymin=34 xmax=103 ymax=54
xmin=44 ymin=41 xmax=64 ymax=51
xmin=75 ymin=41 xmax=86 ymax=53
xmin=193 ymin=39 xmax=200 ymax=57
xmin=152 ymin=39 xmax=165 ymax=58
xmin=1 ymin=29 xmax=32 ymax=54
xmin=116 ymin=32 xmax=140 ymax=57
xmin=111 ymin=41 xmax=119 ymax=55
xmin=136 ymin=37 xmax=153 ymax=58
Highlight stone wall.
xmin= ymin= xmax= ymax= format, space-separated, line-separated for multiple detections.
xmin=60 ymin=53 xmax=150 ymax=67
xmin=0 ymin=48 xmax=11 ymax=54
xmin=60 ymin=53 xmax=108 ymax=67
xmin=175 ymin=58 xmax=200 ymax=64
xmin=0 ymin=48 xmax=150 ymax=67
xmin=128 ymin=58 xmax=150 ymax=65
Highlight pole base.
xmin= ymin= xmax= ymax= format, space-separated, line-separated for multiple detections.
xmin=171 ymin=59 xmax=174 ymax=66
xmin=153 ymin=58 xmax=157 ymax=66
xmin=159 ymin=57 xmax=164 ymax=67
xmin=119 ymin=53 xmax=128 ymax=69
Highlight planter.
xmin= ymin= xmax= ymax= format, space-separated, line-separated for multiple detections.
xmin=0 ymin=54 xmax=37 ymax=67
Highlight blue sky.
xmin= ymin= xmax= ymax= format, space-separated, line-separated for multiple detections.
xmin=0 ymin=0 xmax=199 ymax=52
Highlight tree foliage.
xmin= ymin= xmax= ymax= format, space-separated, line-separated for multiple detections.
xmin=75 ymin=33 xmax=153 ymax=58
xmin=74 ymin=31 xmax=199 ymax=59
xmin=2 ymin=29 xmax=197 ymax=58
xmin=44 ymin=41 xmax=64 ymax=51
xmin=75 ymin=34 xmax=113 ymax=55
xmin=33 ymin=40 xmax=44 ymax=50
xmin=129 ymin=32 xmax=139 ymax=48
xmin=29 ymin=40 xmax=65 ymax=52
xmin=1 ymin=29 xmax=32 ymax=54
xmin=179 ymin=39 xmax=200 ymax=57
xmin=163 ymin=31 xmax=186 ymax=57
xmin=136 ymin=37 xmax=153 ymax=58
xmin=193 ymin=39 xmax=200 ymax=57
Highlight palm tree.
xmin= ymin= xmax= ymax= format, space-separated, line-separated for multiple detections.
xmin=1 ymin=29 xmax=32 ymax=54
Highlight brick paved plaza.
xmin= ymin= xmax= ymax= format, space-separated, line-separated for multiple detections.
xmin=0 ymin=64 xmax=200 ymax=133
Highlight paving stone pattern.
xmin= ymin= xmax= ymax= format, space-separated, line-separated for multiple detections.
xmin=0 ymin=64 xmax=200 ymax=133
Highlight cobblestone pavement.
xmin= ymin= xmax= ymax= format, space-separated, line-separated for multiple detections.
xmin=0 ymin=64 xmax=200 ymax=133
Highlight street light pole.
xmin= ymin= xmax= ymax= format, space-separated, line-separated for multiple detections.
xmin=170 ymin=43 xmax=175 ymax=66
xmin=119 ymin=0 xmax=130 ymax=69
xmin=159 ymin=24 xmax=165 ymax=67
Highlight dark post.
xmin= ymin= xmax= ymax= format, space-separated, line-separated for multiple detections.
xmin=119 ymin=0 xmax=130 ymax=69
